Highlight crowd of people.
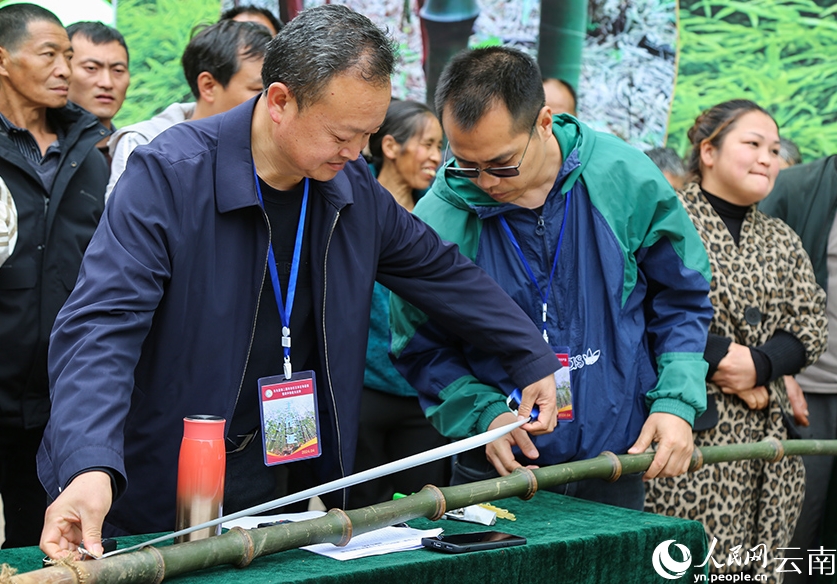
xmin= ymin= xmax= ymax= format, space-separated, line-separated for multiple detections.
xmin=0 ymin=3 xmax=833 ymax=583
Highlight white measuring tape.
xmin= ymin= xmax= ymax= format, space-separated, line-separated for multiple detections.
xmin=101 ymin=417 xmax=527 ymax=558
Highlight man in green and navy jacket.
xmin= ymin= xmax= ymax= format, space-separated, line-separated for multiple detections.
xmin=390 ymin=47 xmax=713 ymax=509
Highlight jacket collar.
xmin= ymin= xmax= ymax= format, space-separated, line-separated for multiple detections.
xmin=214 ymin=96 xmax=354 ymax=214
xmin=0 ymin=100 xmax=103 ymax=155
xmin=475 ymin=148 xmax=582 ymax=220
xmin=56 ymin=100 xmax=105 ymax=145
xmin=0 ymin=101 xmax=105 ymax=191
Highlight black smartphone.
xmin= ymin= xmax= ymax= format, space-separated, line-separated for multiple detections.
xmin=421 ymin=531 xmax=526 ymax=554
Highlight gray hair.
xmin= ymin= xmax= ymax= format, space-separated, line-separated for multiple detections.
xmin=778 ymin=137 xmax=802 ymax=167
xmin=646 ymin=147 xmax=686 ymax=178
xmin=261 ymin=4 xmax=395 ymax=111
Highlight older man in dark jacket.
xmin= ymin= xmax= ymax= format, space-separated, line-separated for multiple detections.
xmin=0 ymin=3 xmax=108 ymax=548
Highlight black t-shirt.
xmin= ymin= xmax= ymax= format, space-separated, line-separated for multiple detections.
xmin=228 ymin=178 xmax=318 ymax=443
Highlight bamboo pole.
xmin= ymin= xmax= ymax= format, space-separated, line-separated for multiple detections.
xmin=7 ymin=438 xmax=837 ymax=584
xmin=538 ymin=0 xmax=588 ymax=88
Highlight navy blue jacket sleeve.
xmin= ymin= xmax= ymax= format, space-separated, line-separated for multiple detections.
xmin=39 ymin=148 xmax=182 ymax=498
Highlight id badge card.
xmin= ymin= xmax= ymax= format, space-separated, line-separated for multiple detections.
xmin=554 ymin=347 xmax=574 ymax=422
xmin=258 ymin=371 xmax=321 ymax=465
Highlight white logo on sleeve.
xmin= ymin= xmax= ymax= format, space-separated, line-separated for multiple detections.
xmin=652 ymin=539 xmax=692 ymax=579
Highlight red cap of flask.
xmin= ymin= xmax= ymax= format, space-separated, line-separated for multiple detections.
xmin=183 ymin=415 xmax=225 ymax=440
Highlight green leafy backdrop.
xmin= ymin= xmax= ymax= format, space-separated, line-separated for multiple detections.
xmin=669 ymin=0 xmax=837 ymax=160
xmin=111 ymin=0 xmax=837 ymax=161
xmin=114 ymin=0 xmax=221 ymax=127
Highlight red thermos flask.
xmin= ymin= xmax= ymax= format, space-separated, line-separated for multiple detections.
xmin=174 ymin=415 xmax=226 ymax=543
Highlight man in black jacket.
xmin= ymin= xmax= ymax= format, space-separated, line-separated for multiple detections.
xmin=0 ymin=3 xmax=108 ymax=547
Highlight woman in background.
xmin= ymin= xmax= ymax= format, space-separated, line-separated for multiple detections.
xmin=645 ymin=99 xmax=827 ymax=584
xmin=349 ymin=100 xmax=445 ymax=508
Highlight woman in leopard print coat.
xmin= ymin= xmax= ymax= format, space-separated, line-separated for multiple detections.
xmin=645 ymin=100 xmax=827 ymax=584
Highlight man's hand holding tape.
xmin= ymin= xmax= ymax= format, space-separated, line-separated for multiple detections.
xmin=486 ymin=376 xmax=557 ymax=476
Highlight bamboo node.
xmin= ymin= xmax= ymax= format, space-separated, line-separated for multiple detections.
xmin=230 ymin=527 xmax=256 ymax=568
xmin=766 ymin=437 xmax=785 ymax=463
xmin=689 ymin=448 xmax=704 ymax=472
xmin=143 ymin=545 xmax=166 ymax=584
xmin=420 ymin=484 xmax=447 ymax=520
xmin=512 ymin=467 xmax=539 ymax=500
xmin=600 ymin=451 xmax=622 ymax=482
xmin=327 ymin=508 xmax=353 ymax=547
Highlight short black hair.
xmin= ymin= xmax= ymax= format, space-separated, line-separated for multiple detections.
xmin=66 ymin=21 xmax=129 ymax=64
xmin=182 ymin=20 xmax=271 ymax=99
xmin=261 ymin=4 xmax=396 ymax=111
xmin=220 ymin=4 xmax=282 ymax=35
xmin=0 ymin=3 xmax=63 ymax=53
xmin=368 ymin=99 xmax=437 ymax=173
xmin=436 ymin=46 xmax=544 ymax=134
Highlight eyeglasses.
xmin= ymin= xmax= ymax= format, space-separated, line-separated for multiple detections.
xmin=444 ymin=118 xmax=537 ymax=179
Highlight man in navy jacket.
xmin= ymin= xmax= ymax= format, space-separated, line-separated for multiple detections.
xmin=38 ymin=5 xmax=561 ymax=558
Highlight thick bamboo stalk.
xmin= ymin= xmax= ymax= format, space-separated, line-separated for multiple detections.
xmin=7 ymin=438 xmax=837 ymax=584
xmin=538 ymin=0 xmax=588 ymax=88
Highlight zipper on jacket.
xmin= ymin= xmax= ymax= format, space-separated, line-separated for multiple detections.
xmin=231 ymin=208 xmax=271 ymax=434
xmin=321 ymin=209 xmax=346 ymax=507
xmin=41 ymin=195 xmax=50 ymax=247
xmin=531 ymin=210 xmax=565 ymax=331
xmin=536 ymin=214 xmax=546 ymax=236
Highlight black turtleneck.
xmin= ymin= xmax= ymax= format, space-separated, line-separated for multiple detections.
xmin=699 ymin=187 xmax=807 ymax=387
xmin=701 ymin=187 xmax=749 ymax=246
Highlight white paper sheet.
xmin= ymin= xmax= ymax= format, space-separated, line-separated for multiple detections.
xmin=302 ymin=526 xmax=444 ymax=561
xmin=224 ymin=511 xmax=442 ymax=561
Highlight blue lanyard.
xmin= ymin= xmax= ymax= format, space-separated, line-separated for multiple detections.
xmin=253 ymin=162 xmax=309 ymax=379
xmin=498 ymin=192 xmax=570 ymax=344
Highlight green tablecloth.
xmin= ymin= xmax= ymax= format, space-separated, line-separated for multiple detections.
xmin=1 ymin=491 xmax=708 ymax=583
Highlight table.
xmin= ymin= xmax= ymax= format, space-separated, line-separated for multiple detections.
xmin=0 ymin=491 xmax=708 ymax=583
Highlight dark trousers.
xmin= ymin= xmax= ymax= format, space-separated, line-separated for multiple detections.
xmin=784 ymin=392 xmax=837 ymax=584
xmin=0 ymin=426 xmax=47 ymax=548
xmin=451 ymin=447 xmax=646 ymax=511
xmin=348 ymin=388 xmax=449 ymax=509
